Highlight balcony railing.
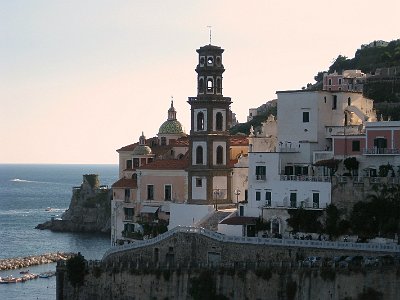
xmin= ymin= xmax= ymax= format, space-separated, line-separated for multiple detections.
xmin=278 ymin=147 xmax=299 ymax=153
xmin=280 ymin=175 xmax=331 ymax=182
xmin=124 ymin=215 xmax=134 ymax=221
xmin=363 ymin=148 xmax=400 ymax=155
xmin=325 ymin=125 xmax=363 ymax=137
xmin=256 ymin=175 xmax=266 ymax=181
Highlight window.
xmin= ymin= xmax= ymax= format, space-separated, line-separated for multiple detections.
xmin=124 ymin=208 xmax=134 ymax=220
xmin=133 ymin=158 xmax=139 ymax=168
xmin=328 ymin=78 xmax=332 ymax=85
xmin=126 ymin=160 xmax=132 ymax=169
xmin=352 ymin=140 xmax=360 ymax=152
xmin=207 ymin=78 xmax=213 ymax=92
xmin=303 ymin=111 xmax=309 ymax=123
xmin=216 ymin=146 xmax=223 ymax=164
xmin=197 ymin=112 xmax=204 ymax=131
xmin=313 ymin=193 xmax=320 ymax=208
xmin=161 ymin=137 xmax=167 ymax=146
xmin=332 ymin=95 xmax=337 ymax=110
xmin=338 ymin=78 xmax=342 ymax=85
xmin=255 ymin=166 xmax=266 ymax=180
xmin=244 ymin=190 xmax=248 ymax=201
xmin=199 ymin=78 xmax=204 ymax=93
xmin=256 ymin=191 xmax=261 ymax=201
xmin=374 ymin=138 xmax=387 ymax=150
xmin=348 ymin=97 xmax=351 ymax=106
xmin=216 ymin=78 xmax=222 ymax=93
xmin=196 ymin=146 xmax=203 ymax=164
xmin=285 ymin=166 xmax=294 ymax=175
xmin=164 ymin=185 xmax=172 ymax=201
xmin=195 ymin=178 xmax=202 ymax=187
xmin=216 ymin=112 xmax=223 ymax=131
xmin=265 ymin=191 xmax=271 ymax=206
xmin=207 ymin=56 xmax=213 ymax=65
xmin=124 ymin=189 xmax=130 ymax=202
xmin=290 ymin=192 xmax=297 ymax=208
xmin=147 ymin=185 xmax=154 ymax=200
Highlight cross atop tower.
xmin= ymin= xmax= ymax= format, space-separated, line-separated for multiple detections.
xmin=207 ymin=25 xmax=212 ymax=45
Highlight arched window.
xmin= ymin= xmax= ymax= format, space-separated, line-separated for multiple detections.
xmin=216 ymin=78 xmax=221 ymax=94
xmin=207 ymin=78 xmax=213 ymax=93
xmin=197 ymin=112 xmax=204 ymax=131
xmin=216 ymin=112 xmax=223 ymax=131
xmin=199 ymin=78 xmax=204 ymax=94
xmin=216 ymin=146 xmax=223 ymax=165
xmin=196 ymin=146 xmax=203 ymax=164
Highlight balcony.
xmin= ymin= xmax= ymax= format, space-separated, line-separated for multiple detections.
xmin=325 ymin=125 xmax=363 ymax=138
xmin=280 ymin=175 xmax=331 ymax=182
xmin=363 ymin=148 xmax=400 ymax=155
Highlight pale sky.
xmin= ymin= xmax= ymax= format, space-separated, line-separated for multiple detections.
xmin=1 ymin=1 xmax=399 ymax=164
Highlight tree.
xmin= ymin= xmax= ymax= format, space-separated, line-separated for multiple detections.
xmin=66 ymin=252 xmax=86 ymax=287
xmin=287 ymin=208 xmax=322 ymax=233
xmin=343 ymin=157 xmax=359 ymax=176
xmin=324 ymin=204 xmax=341 ymax=238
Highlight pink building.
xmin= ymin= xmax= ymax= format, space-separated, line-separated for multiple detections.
xmin=323 ymin=70 xmax=365 ymax=92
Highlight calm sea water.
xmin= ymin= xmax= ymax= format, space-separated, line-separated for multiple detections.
xmin=0 ymin=164 xmax=118 ymax=300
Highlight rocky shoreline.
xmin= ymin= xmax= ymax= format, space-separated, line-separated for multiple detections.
xmin=0 ymin=252 xmax=74 ymax=271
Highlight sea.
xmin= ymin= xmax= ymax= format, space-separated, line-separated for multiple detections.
xmin=0 ymin=164 xmax=118 ymax=300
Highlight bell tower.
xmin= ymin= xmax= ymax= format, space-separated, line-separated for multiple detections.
xmin=187 ymin=44 xmax=232 ymax=205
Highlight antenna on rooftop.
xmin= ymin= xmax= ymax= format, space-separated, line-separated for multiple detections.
xmin=207 ymin=25 xmax=212 ymax=45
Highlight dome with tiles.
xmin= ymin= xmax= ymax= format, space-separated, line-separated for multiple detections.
xmin=132 ymin=145 xmax=152 ymax=155
xmin=158 ymin=119 xmax=184 ymax=134
xmin=158 ymin=100 xmax=184 ymax=135
xmin=132 ymin=132 xmax=152 ymax=155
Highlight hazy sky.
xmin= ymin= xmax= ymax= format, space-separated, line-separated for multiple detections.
xmin=1 ymin=1 xmax=399 ymax=164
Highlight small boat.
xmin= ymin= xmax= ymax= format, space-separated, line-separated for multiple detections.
xmin=0 ymin=276 xmax=19 ymax=283
xmin=45 ymin=207 xmax=52 ymax=212
xmin=19 ymin=270 xmax=30 ymax=274
xmin=39 ymin=271 xmax=55 ymax=278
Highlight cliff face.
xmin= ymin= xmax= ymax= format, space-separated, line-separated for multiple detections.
xmin=36 ymin=174 xmax=111 ymax=233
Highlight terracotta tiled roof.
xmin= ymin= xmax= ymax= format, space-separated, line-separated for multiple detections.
xmin=139 ymin=159 xmax=189 ymax=170
xmin=220 ymin=216 xmax=257 ymax=225
xmin=117 ymin=143 xmax=138 ymax=152
xmin=229 ymin=135 xmax=249 ymax=146
xmin=228 ymin=159 xmax=239 ymax=168
xmin=170 ymin=136 xmax=189 ymax=146
xmin=112 ymin=178 xmax=137 ymax=189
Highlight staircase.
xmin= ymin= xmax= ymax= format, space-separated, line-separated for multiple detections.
xmin=196 ymin=210 xmax=234 ymax=232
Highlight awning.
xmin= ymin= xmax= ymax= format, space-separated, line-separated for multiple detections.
xmin=140 ymin=206 xmax=160 ymax=214
xmin=160 ymin=204 xmax=170 ymax=213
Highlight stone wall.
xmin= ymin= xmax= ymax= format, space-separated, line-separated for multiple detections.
xmin=58 ymin=230 xmax=400 ymax=299
xmin=57 ymin=263 xmax=400 ymax=300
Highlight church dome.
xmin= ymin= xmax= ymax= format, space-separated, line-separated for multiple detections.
xmin=132 ymin=145 xmax=152 ymax=155
xmin=158 ymin=119 xmax=184 ymax=134
xmin=158 ymin=99 xmax=184 ymax=135
xmin=132 ymin=132 xmax=152 ymax=155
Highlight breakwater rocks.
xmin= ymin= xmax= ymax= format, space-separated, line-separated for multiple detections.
xmin=0 ymin=252 xmax=74 ymax=271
